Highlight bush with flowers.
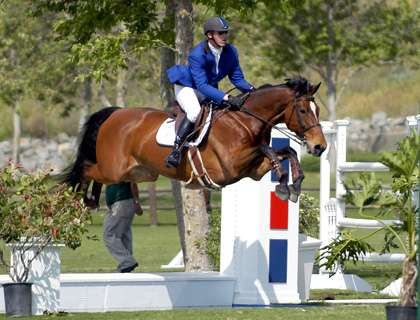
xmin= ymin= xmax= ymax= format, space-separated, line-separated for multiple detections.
xmin=0 ymin=158 xmax=93 ymax=283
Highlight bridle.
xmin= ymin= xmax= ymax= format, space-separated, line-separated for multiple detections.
xmin=235 ymin=91 xmax=321 ymax=145
xmin=287 ymin=94 xmax=321 ymax=139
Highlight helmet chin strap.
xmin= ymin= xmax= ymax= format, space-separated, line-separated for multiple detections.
xmin=208 ymin=31 xmax=222 ymax=48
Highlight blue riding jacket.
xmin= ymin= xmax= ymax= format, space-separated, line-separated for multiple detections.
xmin=166 ymin=41 xmax=252 ymax=105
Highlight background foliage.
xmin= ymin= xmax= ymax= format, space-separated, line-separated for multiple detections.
xmin=0 ymin=0 xmax=419 ymax=141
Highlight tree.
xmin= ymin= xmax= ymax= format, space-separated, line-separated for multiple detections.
xmin=0 ymin=1 xmax=76 ymax=161
xmin=246 ymin=0 xmax=420 ymax=121
xmin=27 ymin=0 xmax=164 ymax=82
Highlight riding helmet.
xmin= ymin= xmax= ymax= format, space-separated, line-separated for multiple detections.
xmin=203 ymin=16 xmax=233 ymax=36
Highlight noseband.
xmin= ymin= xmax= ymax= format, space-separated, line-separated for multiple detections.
xmin=288 ymin=94 xmax=321 ymax=139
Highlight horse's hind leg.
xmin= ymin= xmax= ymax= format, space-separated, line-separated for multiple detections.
xmin=258 ymin=144 xmax=290 ymax=201
xmin=91 ymin=181 xmax=103 ymax=206
xmin=80 ymin=178 xmax=102 ymax=209
xmin=81 ymin=161 xmax=109 ymax=208
xmin=278 ymin=146 xmax=305 ymax=203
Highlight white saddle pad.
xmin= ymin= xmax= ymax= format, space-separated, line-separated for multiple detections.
xmin=156 ymin=108 xmax=213 ymax=147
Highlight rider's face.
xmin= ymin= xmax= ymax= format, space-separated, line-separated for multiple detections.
xmin=208 ymin=31 xmax=228 ymax=48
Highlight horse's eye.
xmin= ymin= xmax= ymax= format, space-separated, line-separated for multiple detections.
xmin=300 ymin=109 xmax=306 ymax=114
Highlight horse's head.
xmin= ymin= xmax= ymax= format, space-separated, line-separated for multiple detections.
xmin=282 ymin=76 xmax=327 ymax=157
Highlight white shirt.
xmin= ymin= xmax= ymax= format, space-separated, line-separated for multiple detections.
xmin=209 ymin=42 xmax=223 ymax=74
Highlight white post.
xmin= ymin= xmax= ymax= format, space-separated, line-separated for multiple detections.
xmin=334 ymin=120 xmax=349 ymax=222
xmin=407 ymin=115 xmax=420 ymax=212
xmin=407 ymin=115 xmax=419 ymax=136
xmin=220 ymin=126 xmax=301 ymax=304
xmin=319 ymin=121 xmax=335 ymax=249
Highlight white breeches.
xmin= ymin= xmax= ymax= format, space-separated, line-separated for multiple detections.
xmin=174 ymin=84 xmax=206 ymax=123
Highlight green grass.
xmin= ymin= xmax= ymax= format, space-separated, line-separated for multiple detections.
xmin=0 ymin=305 xmax=387 ymax=320
xmin=61 ymin=209 xmax=181 ymax=274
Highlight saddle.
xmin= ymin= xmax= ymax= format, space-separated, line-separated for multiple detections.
xmin=155 ymin=99 xmax=214 ymax=148
xmin=155 ymin=99 xmax=222 ymax=190
xmin=169 ymin=99 xmax=211 ymax=141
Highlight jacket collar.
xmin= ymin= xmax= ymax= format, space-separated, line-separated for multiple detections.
xmin=204 ymin=40 xmax=228 ymax=54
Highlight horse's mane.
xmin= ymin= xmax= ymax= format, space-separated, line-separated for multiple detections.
xmin=257 ymin=75 xmax=312 ymax=96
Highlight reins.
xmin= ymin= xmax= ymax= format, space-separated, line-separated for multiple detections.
xmin=186 ymin=85 xmax=320 ymax=147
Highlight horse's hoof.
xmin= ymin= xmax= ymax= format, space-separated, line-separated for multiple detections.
xmin=288 ymin=185 xmax=300 ymax=203
xmin=85 ymin=198 xmax=98 ymax=209
xmin=275 ymin=185 xmax=290 ymax=201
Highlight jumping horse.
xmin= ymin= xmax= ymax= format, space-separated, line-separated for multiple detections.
xmin=62 ymin=75 xmax=327 ymax=205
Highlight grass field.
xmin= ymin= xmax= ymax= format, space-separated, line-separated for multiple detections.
xmin=0 ymin=305 xmax=387 ymax=320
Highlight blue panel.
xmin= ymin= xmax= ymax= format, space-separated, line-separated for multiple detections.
xmin=271 ymin=138 xmax=290 ymax=182
xmin=269 ymin=239 xmax=288 ymax=283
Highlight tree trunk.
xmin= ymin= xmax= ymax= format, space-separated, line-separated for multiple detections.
xmin=172 ymin=179 xmax=186 ymax=258
xmin=12 ymin=98 xmax=21 ymax=163
xmin=326 ymin=79 xmax=337 ymax=122
xmin=160 ymin=1 xmax=176 ymax=112
xmin=181 ymin=182 xmax=213 ymax=271
xmin=165 ymin=0 xmax=213 ymax=271
xmin=79 ymin=78 xmax=92 ymax=130
xmin=400 ymin=257 xmax=417 ymax=306
xmin=99 ymin=79 xmax=112 ymax=107
xmin=116 ymin=66 xmax=127 ymax=108
xmin=326 ymin=2 xmax=337 ymax=122
xmin=175 ymin=0 xmax=193 ymax=66
xmin=161 ymin=45 xmax=175 ymax=111
xmin=162 ymin=1 xmax=186 ymax=259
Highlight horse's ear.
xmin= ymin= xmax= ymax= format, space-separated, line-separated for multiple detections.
xmin=310 ymin=82 xmax=321 ymax=95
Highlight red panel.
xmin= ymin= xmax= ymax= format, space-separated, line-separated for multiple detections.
xmin=270 ymin=191 xmax=288 ymax=229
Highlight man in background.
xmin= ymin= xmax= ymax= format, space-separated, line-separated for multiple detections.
xmin=104 ymin=182 xmax=143 ymax=273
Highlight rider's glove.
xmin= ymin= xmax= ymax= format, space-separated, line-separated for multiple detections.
xmin=227 ymin=95 xmax=243 ymax=108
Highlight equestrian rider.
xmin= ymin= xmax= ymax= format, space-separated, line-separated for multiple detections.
xmin=165 ymin=16 xmax=253 ymax=169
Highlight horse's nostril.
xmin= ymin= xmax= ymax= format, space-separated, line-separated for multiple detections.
xmin=313 ymin=144 xmax=325 ymax=156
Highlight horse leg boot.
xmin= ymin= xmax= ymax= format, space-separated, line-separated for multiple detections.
xmin=165 ymin=116 xmax=195 ymax=169
xmin=284 ymin=146 xmax=304 ymax=203
xmin=258 ymin=144 xmax=290 ymax=201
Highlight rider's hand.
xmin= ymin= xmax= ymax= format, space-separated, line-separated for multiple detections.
xmin=227 ymin=95 xmax=243 ymax=108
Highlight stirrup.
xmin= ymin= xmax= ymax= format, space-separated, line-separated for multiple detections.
xmin=165 ymin=150 xmax=181 ymax=169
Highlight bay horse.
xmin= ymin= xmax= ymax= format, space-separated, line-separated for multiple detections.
xmin=62 ymin=75 xmax=327 ymax=205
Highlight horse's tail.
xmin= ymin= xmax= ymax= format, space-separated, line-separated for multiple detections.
xmin=60 ymin=106 xmax=121 ymax=190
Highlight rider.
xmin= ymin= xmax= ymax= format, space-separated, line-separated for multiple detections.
xmin=165 ymin=16 xmax=254 ymax=169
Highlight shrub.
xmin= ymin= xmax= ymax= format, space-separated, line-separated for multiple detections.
xmin=299 ymin=193 xmax=320 ymax=238
xmin=0 ymin=158 xmax=94 ymax=282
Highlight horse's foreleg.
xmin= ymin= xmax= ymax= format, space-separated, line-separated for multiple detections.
xmin=258 ymin=144 xmax=290 ymax=201
xmin=276 ymin=146 xmax=305 ymax=203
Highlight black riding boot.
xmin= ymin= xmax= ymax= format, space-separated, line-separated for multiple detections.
xmin=165 ymin=116 xmax=195 ymax=169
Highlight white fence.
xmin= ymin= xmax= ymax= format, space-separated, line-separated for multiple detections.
xmin=319 ymin=115 xmax=420 ymax=267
